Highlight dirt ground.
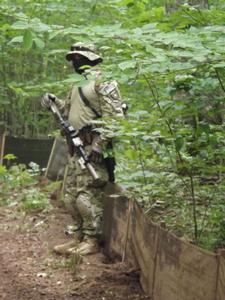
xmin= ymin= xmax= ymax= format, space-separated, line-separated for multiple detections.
xmin=0 ymin=198 xmax=150 ymax=300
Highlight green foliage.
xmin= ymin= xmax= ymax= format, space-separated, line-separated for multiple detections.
xmin=21 ymin=188 xmax=51 ymax=212
xmin=0 ymin=162 xmax=52 ymax=212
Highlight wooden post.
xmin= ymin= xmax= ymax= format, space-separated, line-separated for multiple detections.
xmin=61 ymin=164 xmax=68 ymax=194
xmin=44 ymin=137 xmax=57 ymax=177
xmin=0 ymin=133 xmax=6 ymax=165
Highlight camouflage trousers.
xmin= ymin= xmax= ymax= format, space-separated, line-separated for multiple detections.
xmin=64 ymin=153 xmax=108 ymax=238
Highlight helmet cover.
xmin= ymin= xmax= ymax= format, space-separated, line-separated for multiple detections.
xmin=66 ymin=42 xmax=102 ymax=62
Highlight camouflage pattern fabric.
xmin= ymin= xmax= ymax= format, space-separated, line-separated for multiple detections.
xmin=64 ymin=153 xmax=108 ymax=238
xmin=55 ymin=70 xmax=124 ymax=238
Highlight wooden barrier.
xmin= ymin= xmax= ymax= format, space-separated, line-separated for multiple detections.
xmin=0 ymin=135 xmax=54 ymax=168
xmin=44 ymin=137 xmax=68 ymax=180
xmin=0 ymin=135 xmax=67 ymax=180
xmin=103 ymin=190 xmax=225 ymax=300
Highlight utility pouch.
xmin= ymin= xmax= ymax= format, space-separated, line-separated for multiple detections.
xmin=104 ymin=141 xmax=116 ymax=183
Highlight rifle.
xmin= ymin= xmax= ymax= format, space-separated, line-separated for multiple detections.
xmin=49 ymin=101 xmax=99 ymax=180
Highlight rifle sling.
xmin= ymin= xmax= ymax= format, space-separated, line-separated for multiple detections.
xmin=78 ymin=87 xmax=101 ymax=118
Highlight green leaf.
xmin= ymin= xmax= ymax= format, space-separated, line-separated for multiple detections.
xmin=62 ymin=74 xmax=87 ymax=85
xmin=213 ymin=62 xmax=225 ymax=68
xmin=4 ymin=154 xmax=17 ymax=161
xmin=49 ymin=30 xmax=61 ymax=40
xmin=34 ymin=37 xmax=45 ymax=49
xmin=11 ymin=20 xmax=29 ymax=30
xmin=198 ymin=123 xmax=210 ymax=136
xmin=8 ymin=36 xmax=23 ymax=44
xmin=118 ymin=61 xmax=136 ymax=70
xmin=23 ymin=30 xmax=33 ymax=51
xmin=175 ymin=136 xmax=184 ymax=152
xmin=29 ymin=18 xmax=50 ymax=32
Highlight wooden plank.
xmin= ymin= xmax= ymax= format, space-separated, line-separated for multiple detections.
xmin=153 ymin=228 xmax=218 ymax=300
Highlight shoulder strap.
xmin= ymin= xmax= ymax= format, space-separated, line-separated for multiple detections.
xmin=78 ymin=87 xmax=101 ymax=118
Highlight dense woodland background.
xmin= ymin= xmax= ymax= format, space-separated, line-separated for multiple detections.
xmin=1 ymin=0 xmax=225 ymax=251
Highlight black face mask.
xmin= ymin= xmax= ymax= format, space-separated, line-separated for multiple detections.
xmin=72 ymin=56 xmax=91 ymax=74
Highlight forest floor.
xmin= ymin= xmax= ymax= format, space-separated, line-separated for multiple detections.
xmin=0 ymin=196 xmax=150 ymax=300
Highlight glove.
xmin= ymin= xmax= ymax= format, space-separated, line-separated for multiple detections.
xmin=122 ymin=102 xmax=128 ymax=113
xmin=72 ymin=137 xmax=83 ymax=147
xmin=89 ymin=149 xmax=104 ymax=164
xmin=41 ymin=93 xmax=56 ymax=108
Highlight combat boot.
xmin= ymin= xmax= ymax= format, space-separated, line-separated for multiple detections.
xmin=53 ymin=233 xmax=80 ymax=255
xmin=67 ymin=236 xmax=99 ymax=256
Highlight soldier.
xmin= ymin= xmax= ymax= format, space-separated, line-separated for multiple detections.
xmin=41 ymin=42 xmax=124 ymax=255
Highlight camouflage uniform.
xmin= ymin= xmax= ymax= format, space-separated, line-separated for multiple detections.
xmin=55 ymin=74 xmax=124 ymax=239
xmin=41 ymin=43 xmax=124 ymax=254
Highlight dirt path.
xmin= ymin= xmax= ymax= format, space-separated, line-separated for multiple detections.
xmin=0 ymin=201 xmax=150 ymax=300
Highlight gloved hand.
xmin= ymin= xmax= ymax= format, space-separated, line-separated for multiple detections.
xmin=89 ymin=149 xmax=104 ymax=164
xmin=122 ymin=102 xmax=128 ymax=113
xmin=73 ymin=137 xmax=83 ymax=147
xmin=41 ymin=93 xmax=56 ymax=108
